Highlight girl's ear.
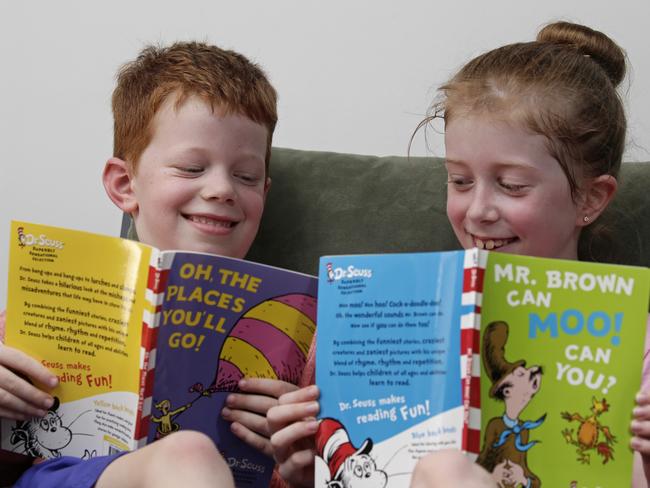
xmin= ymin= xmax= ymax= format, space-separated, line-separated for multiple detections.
xmin=578 ymin=174 xmax=618 ymax=227
xmin=102 ymin=158 xmax=138 ymax=214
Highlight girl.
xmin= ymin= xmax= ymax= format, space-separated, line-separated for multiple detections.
xmin=266 ymin=21 xmax=650 ymax=488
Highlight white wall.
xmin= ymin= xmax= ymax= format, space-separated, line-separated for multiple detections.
xmin=1 ymin=0 xmax=648 ymax=306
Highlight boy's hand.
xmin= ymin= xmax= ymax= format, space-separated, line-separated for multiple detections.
xmin=221 ymin=378 xmax=297 ymax=457
xmin=0 ymin=343 xmax=58 ymax=419
xmin=268 ymin=385 xmax=319 ymax=488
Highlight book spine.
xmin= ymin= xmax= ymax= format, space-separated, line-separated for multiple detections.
xmin=134 ymin=251 xmax=168 ymax=446
xmin=460 ymin=249 xmax=486 ymax=458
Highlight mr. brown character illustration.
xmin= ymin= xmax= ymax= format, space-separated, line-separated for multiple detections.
xmin=477 ymin=321 xmax=546 ymax=488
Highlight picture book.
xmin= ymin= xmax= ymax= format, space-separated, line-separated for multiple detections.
xmin=1 ymin=221 xmax=318 ymax=487
xmin=315 ymin=249 xmax=650 ymax=488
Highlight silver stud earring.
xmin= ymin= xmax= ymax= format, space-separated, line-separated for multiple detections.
xmin=583 ymin=216 xmax=590 ymax=223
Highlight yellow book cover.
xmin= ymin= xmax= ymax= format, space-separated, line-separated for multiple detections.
xmin=1 ymin=221 xmax=154 ymax=457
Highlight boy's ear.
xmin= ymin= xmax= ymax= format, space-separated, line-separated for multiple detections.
xmin=102 ymin=157 xmax=138 ymax=214
xmin=263 ymin=177 xmax=271 ymax=201
xmin=577 ymin=174 xmax=617 ymax=227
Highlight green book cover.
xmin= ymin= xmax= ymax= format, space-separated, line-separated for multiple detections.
xmin=477 ymin=252 xmax=650 ymax=487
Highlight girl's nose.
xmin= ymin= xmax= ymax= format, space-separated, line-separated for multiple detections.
xmin=466 ymin=185 xmax=499 ymax=223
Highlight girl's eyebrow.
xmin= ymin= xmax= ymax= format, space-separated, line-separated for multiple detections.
xmin=444 ymin=158 xmax=467 ymax=168
xmin=445 ymin=158 xmax=539 ymax=171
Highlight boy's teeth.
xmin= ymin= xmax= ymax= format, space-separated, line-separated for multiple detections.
xmin=476 ymin=238 xmax=484 ymax=249
xmin=190 ymin=216 xmax=232 ymax=228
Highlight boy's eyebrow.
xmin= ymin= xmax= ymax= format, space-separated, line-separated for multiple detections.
xmin=166 ymin=146 xmax=264 ymax=163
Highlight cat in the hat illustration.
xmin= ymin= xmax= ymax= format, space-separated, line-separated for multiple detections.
xmin=477 ymin=321 xmax=546 ymax=488
xmin=315 ymin=417 xmax=389 ymax=488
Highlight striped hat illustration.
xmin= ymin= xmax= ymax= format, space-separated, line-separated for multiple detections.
xmin=316 ymin=418 xmax=373 ymax=481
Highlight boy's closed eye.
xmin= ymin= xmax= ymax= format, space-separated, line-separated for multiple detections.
xmin=234 ymin=172 xmax=263 ymax=185
xmin=170 ymin=163 xmax=206 ymax=175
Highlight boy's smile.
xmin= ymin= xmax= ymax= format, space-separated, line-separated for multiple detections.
xmin=127 ymin=94 xmax=269 ymax=258
xmin=444 ymin=114 xmax=582 ymax=260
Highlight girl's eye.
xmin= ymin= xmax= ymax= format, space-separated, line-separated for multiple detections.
xmin=499 ymin=181 xmax=528 ymax=193
xmin=447 ymin=176 xmax=473 ymax=190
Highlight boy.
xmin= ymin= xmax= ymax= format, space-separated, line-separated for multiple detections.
xmin=0 ymin=41 xmax=293 ymax=487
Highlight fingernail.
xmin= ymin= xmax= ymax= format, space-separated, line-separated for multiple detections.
xmin=239 ymin=379 xmax=248 ymax=389
xmin=221 ymin=407 xmax=231 ymax=419
xmin=634 ymin=407 xmax=642 ymax=416
xmin=306 ymin=420 xmax=319 ymax=432
xmin=42 ymin=397 xmax=54 ymax=409
xmin=48 ymin=376 xmax=59 ymax=388
xmin=631 ymin=437 xmax=641 ymax=449
xmin=306 ymin=401 xmax=319 ymax=414
xmin=631 ymin=420 xmax=641 ymax=432
xmin=307 ymin=385 xmax=319 ymax=395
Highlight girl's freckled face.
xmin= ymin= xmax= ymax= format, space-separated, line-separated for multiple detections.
xmin=444 ymin=114 xmax=581 ymax=260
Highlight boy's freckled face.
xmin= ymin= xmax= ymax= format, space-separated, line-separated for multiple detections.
xmin=444 ymin=115 xmax=581 ymax=260
xmin=130 ymin=95 xmax=269 ymax=258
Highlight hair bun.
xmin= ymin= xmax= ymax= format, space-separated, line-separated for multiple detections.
xmin=536 ymin=21 xmax=626 ymax=87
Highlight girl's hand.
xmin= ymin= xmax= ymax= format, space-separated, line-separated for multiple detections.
xmin=631 ymin=391 xmax=650 ymax=458
xmin=221 ymin=378 xmax=297 ymax=457
xmin=268 ymin=385 xmax=320 ymax=488
xmin=411 ymin=450 xmax=497 ymax=488
xmin=0 ymin=343 xmax=58 ymax=419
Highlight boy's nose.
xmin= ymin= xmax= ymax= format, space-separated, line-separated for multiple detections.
xmin=200 ymin=172 xmax=236 ymax=203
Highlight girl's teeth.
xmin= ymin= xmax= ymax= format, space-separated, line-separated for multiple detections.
xmin=474 ymin=237 xmax=512 ymax=250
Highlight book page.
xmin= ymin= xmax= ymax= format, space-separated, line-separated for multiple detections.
xmin=1 ymin=221 xmax=152 ymax=458
xmin=478 ymin=252 xmax=650 ymax=487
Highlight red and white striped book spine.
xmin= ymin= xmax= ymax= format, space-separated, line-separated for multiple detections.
xmin=460 ymin=248 xmax=487 ymax=458
xmin=134 ymin=250 xmax=169 ymax=447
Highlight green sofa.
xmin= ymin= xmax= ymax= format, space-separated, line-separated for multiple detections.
xmin=246 ymin=148 xmax=650 ymax=273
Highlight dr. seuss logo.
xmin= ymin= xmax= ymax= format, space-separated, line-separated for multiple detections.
xmin=17 ymin=227 xmax=64 ymax=250
xmin=17 ymin=227 xmax=26 ymax=247
xmin=326 ymin=262 xmax=373 ymax=282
